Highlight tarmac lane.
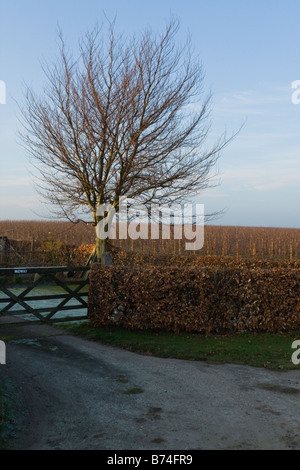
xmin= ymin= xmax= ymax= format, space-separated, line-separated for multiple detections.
xmin=1 ymin=318 xmax=300 ymax=450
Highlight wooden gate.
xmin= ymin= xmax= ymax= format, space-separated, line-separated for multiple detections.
xmin=0 ymin=266 xmax=90 ymax=325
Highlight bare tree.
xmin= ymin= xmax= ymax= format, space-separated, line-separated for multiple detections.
xmin=19 ymin=20 xmax=233 ymax=263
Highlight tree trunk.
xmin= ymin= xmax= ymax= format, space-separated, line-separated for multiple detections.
xmin=95 ymin=236 xmax=111 ymax=265
xmin=95 ymin=210 xmax=115 ymax=265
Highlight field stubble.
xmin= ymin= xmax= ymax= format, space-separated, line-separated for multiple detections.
xmin=1 ymin=221 xmax=300 ymax=267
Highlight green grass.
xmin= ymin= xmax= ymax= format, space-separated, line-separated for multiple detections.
xmin=61 ymin=321 xmax=300 ymax=371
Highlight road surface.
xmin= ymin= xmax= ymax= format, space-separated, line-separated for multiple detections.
xmin=1 ymin=317 xmax=300 ymax=450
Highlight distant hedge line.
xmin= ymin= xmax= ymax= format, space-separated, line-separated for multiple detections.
xmin=88 ymin=264 xmax=300 ymax=334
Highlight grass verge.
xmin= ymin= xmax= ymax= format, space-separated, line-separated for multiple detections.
xmin=61 ymin=321 xmax=300 ymax=371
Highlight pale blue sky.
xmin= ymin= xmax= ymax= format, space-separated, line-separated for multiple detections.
xmin=1 ymin=0 xmax=300 ymax=227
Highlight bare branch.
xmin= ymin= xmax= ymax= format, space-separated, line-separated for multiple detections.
xmin=18 ymin=18 xmax=237 ymax=240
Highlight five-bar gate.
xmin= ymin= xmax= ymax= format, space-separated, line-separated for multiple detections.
xmin=0 ymin=266 xmax=90 ymax=325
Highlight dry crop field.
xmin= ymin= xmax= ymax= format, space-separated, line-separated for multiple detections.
xmin=1 ymin=220 xmax=300 ymax=267
xmin=0 ymin=220 xmax=95 ymax=246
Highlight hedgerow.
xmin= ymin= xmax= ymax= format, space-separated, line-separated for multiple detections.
xmin=88 ymin=264 xmax=300 ymax=334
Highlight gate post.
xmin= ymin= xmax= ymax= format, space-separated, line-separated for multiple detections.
xmin=0 ymin=237 xmax=7 ymax=264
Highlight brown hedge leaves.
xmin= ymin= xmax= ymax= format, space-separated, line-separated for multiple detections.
xmin=88 ymin=264 xmax=300 ymax=334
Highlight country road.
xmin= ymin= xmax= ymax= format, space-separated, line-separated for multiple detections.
xmin=1 ymin=317 xmax=300 ymax=450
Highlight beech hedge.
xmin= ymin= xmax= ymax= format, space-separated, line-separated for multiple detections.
xmin=88 ymin=264 xmax=300 ymax=334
